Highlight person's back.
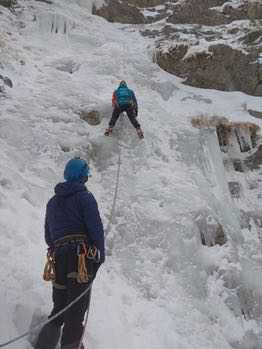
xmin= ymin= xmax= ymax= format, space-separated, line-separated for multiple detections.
xmin=114 ymin=84 xmax=136 ymax=108
xmin=45 ymin=181 xmax=104 ymax=258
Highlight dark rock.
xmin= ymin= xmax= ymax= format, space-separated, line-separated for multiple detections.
xmin=233 ymin=159 xmax=244 ymax=172
xmin=167 ymin=0 xmax=230 ymax=26
xmin=3 ymin=76 xmax=13 ymax=88
xmin=222 ymin=3 xmax=248 ymax=21
xmin=79 ymin=110 xmax=101 ymax=126
xmin=248 ymin=109 xmax=262 ymax=119
xmin=0 ymin=75 xmax=13 ymax=88
xmin=227 ymin=27 xmax=240 ymax=35
xmin=248 ymin=1 xmax=262 ymax=20
xmin=241 ymin=29 xmax=262 ymax=45
xmin=35 ymin=0 xmax=52 ymax=4
xmin=0 ymin=0 xmax=15 ymax=7
xmin=127 ymin=0 xmax=163 ymax=6
xmin=244 ymin=144 xmax=262 ymax=170
xmin=228 ymin=181 xmax=241 ymax=198
xmin=195 ymin=212 xmax=227 ymax=247
xmin=255 ymin=82 xmax=262 ymax=96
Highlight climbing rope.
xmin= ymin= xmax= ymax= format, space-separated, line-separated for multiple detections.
xmin=78 ymin=288 xmax=92 ymax=349
xmin=105 ymin=114 xmax=123 ymax=235
xmin=0 ymin=119 xmax=124 ymax=348
xmin=0 ymin=281 xmax=93 ymax=348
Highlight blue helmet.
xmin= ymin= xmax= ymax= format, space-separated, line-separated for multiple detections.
xmin=64 ymin=158 xmax=91 ymax=182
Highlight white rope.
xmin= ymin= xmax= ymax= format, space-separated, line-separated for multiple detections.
xmin=0 ymin=281 xmax=93 ymax=348
xmin=105 ymin=114 xmax=123 ymax=235
xmin=78 ymin=288 xmax=92 ymax=349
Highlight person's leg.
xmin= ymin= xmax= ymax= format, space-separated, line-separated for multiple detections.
xmin=34 ymin=253 xmax=67 ymax=349
xmin=109 ymin=106 xmax=121 ymax=128
xmin=125 ymin=106 xmax=140 ymax=129
xmin=33 ymin=320 xmax=62 ymax=349
xmin=125 ymin=106 xmax=144 ymax=138
xmin=60 ymin=251 xmax=92 ymax=348
xmin=60 ymin=280 xmax=91 ymax=348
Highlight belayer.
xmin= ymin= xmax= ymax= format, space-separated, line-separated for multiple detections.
xmin=34 ymin=158 xmax=105 ymax=349
xmin=104 ymin=80 xmax=144 ymax=139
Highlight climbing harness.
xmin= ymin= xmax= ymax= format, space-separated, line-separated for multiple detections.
xmin=43 ymin=249 xmax=56 ymax=281
xmin=43 ymin=236 xmax=101 ymax=285
xmin=77 ymin=243 xmax=90 ymax=283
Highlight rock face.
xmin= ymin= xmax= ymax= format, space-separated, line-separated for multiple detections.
xmin=167 ymin=0 xmax=262 ymax=26
xmin=0 ymin=0 xmax=15 ymax=7
xmin=93 ymin=0 xmax=145 ymax=24
xmin=195 ymin=211 xmax=227 ymax=246
xmin=0 ymin=75 xmax=13 ymax=88
xmin=93 ymin=0 xmax=262 ymax=96
xmin=248 ymin=1 xmax=262 ymax=20
xmin=245 ymin=145 xmax=262 ymax=170
xmin=167 ymin=0 xmax=229 ymax=26
xmin=155 ymin=44 xmax=262 ymax=96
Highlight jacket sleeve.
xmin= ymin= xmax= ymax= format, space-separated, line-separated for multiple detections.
xmin=45 ymin=208 xmax=53 ymax=248
xmin=131 ymin=90 xmax=137 ymax=108
xmin=79 ymin=191 xmax=105 ymax=263
xmin=112 ymin=91 xmax=117 ymax=107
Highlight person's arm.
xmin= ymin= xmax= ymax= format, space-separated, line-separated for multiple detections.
xmin=44 ymin=209 xmax=53 ymax=248
xmin=79 ymin=191 xmax=105 ymax=263
xmin=131 ymin=90 xmax=138 ymax=115
xmin=112 ymin=91 xmax=118 ymax=107
xmin=131 ymin=90 xmax=137 ymax=106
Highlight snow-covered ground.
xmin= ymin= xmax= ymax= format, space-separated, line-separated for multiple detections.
xmin=1 ymin=0 xmax=262 ymax=348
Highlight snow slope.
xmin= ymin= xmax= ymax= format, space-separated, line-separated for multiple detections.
xmin=1 ymin=0 xmax=262 ymax=348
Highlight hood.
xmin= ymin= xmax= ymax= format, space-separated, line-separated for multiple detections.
xmin=54 ymin=181 xmax=87 ymax=198
xmin=118 ymin=84 xmax=128 ymax=90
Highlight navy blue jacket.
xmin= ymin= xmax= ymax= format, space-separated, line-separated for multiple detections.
xmin=45 ymin=181 xmax=105 ymax=262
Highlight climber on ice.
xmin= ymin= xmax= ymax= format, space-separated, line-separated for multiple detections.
xmin=104 ymin=80 xmax=144 ymax=139
xmin=34 ymin=158 xmax=105 ymax=349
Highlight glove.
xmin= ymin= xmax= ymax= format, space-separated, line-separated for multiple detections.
xmin=47 ymin=246 xmax=54 ymax=256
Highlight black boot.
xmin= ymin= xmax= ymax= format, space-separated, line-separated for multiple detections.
xmin=34 ymin=323 xmax=61 ymax=349
xmin=104 ymin=127 xmax=113 ymax=136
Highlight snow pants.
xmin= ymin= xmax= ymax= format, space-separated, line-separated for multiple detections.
xmin=34 ymin=244 xmax=96 ymax=349
xmin=109 ymin=105 xmax=140 ymax=129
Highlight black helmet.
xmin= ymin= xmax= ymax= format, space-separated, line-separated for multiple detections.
xmin=119 ymin=80 xmax=127 ymax=87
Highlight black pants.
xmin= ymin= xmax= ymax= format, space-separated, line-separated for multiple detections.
xmin=34 ymin=245 xmax=96 ymax=349
xmin=109 ymin=105 xmax=140 ymax=129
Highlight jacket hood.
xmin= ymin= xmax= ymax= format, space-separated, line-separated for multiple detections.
xmin=55 ymin=181 xmax=87 ymax=198
xmin=118 ymin=84 xmax=128 ymax=90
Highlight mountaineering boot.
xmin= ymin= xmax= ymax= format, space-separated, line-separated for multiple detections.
xmin=104 ymin=127 xmax=113 ymax=136
xmin=136 ymin=128 xmax=144 ymax=139
xmin=34 ymin=322 xmax=61 ymax=349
